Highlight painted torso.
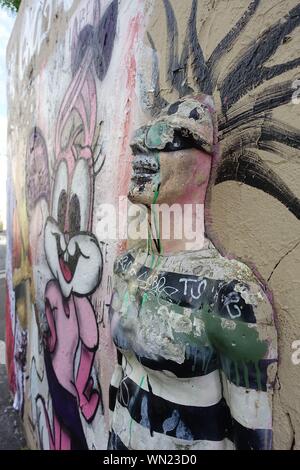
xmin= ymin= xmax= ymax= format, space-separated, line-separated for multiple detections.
xmin=109 ymin=244 xmax=277 ymax=450
xmin=44 ymin=280 xmax=79 ymax=396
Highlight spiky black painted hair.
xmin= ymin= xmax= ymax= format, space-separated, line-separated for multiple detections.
xmin=147 ymin=0 xmax=300 ymax=220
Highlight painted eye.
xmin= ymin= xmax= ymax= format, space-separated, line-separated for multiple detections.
xmin=57 ymin=190 xmax=67 ymax=232
xmin=69 ymin=194 xmax=81 ymax=235
xmin=52 ymin=160 xmax=68 ymax=226
xmin=144 ymin=122 xmax=209 ymax=154
xmin=70 ymin=158 xmax=90 ymax=231
xmin=163 ymin=129 xmax=212 ymax=153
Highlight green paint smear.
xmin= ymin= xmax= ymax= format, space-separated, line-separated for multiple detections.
xmin=132 ymin=256 xmax=266 ymax=367
xmin=121 ymin=282 xmax=268 ymax=390
xmin=138 ymin=297 xmax=267 ymax=365
xmin=162 ymin=300 xmax=267 ymax=390
xmin=122 ymin=291 xmax=130 ymax=311
xmin=201 ymin=308 xmax=267 ymax=363
xmin=201 ymin=306 xmax=267 ymax=390
xmin=173 ymin=330 xmax=210 ymax=349
xmin=141 ymin=292 xmax=148 ymax=306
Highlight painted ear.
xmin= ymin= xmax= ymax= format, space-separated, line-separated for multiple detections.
xmin=93 ymin=0 xmax=118 ymax=81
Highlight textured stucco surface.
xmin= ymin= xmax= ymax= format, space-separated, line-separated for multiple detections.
xmin=6 ymin=0 xmax=300 ymax=449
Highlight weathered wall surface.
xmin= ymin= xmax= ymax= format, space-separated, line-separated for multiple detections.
xmin=6 ymin=0 xmax=300 ymax=449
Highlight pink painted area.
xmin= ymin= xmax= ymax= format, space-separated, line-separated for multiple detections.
xmin=117 ymin=14 xmax=142 ymax=255
xmin=74 ymin=296 xmax=99 ymax=349
xmin=59 ymin=257 xmax=73 ymax=283
xmin=175 ymin=150 xmax=213 ymax=206
xmin=49 ymin=45 xmax=96 ymax=274
xmin=5 ymin=283 xmax=16 ymax=395
xmin=76 ymin=344 xmax=100 ymax=422
xmin=44 ymin=281 xmax=100 ymax=405
xmin=52 ymin=49 xmax=97 ymax=231
xmin=60 ymin=425 xmax=72 ymax=451
xmin=43 ymin=279 xmax=100 ymax=447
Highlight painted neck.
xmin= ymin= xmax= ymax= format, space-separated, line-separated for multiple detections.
xmin=146 ymin=183 xmax=209 ymax=256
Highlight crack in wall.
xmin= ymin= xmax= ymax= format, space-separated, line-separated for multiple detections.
xmin=267 ymin=239 xmax=300 ymax=282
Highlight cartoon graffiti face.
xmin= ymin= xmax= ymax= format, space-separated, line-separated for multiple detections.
xmin=128 ymin=95 xmax=215 ymax=205
xmin=45 ymin=158 xmax=102 ymax=299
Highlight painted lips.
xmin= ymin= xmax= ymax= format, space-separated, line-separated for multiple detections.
xmin=59 ymin=243 xmax=82 ymax=283
xmin=59 ymin=257 xmax=73 ymax=283
xmin=131 ymin=155 xmax=159 ymax=183
xmin=54 ymin=232 xmax=81 ymax=283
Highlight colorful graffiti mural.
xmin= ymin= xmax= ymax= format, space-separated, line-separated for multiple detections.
xmin=37 ymin=49 xmax=103 ymax=450
xmin=23 ymin=0 xmax=118 ymax=450
xmin=6 ymin=0 xmax=300 ymax=450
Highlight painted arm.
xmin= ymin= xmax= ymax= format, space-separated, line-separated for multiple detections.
xmin=215 ymin=280 xmax=276 ymax=371
xmin=74 ymin=295 xmax=100 ymax=422
xmin=205 ymin=279 xmax=277 ymax=449
xmin=74 ymin=295 xmax=99 ymax=349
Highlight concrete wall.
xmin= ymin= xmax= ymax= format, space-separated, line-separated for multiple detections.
xmin=6 ymin=0 xmax=300 ymax=449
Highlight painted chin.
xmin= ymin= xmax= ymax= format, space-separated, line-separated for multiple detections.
xmin=128 ymin=180 xmax=157 ymax=205
xmin=129 ymin=177 xmax=160 ymax=205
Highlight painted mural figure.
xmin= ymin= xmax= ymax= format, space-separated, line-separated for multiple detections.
xmin=108 ymin=95 xmax=278 ymax=450
xmin=39 ymin=49 xmax=103 ymax=450
xmin=7 ymin=0 xmax=300 ymax=451
xmin=23 ymin=1 xmax=119 ymax=450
